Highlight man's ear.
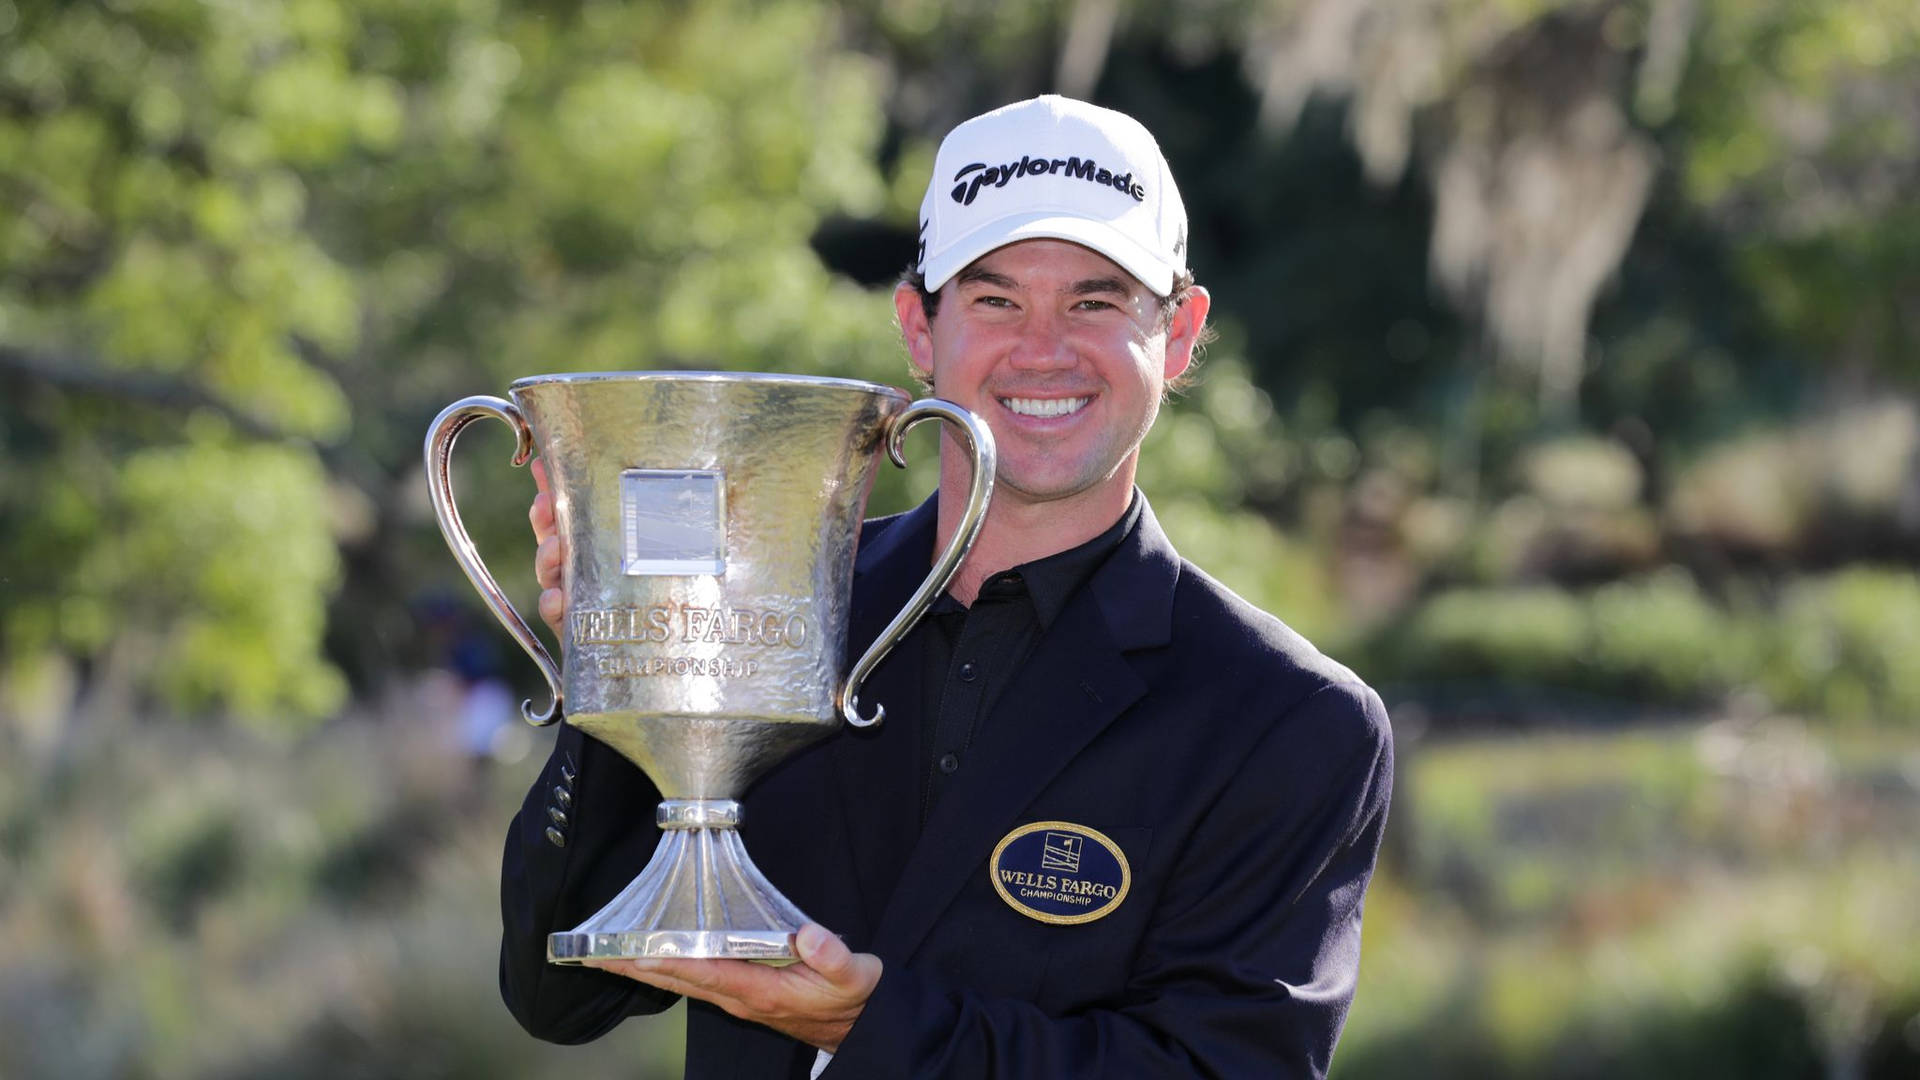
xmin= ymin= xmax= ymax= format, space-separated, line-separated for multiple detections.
xmin=1162 ymin=285 xmax=1210 ymax=383
xmin=894 ymin=282 xmax=935 ymax=379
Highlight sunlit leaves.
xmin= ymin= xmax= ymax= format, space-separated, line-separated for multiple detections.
xmin=2 ymin=0 xmax=901 ymax=725
xmin=1682 ymin=0 xmax=1920 ymax=210
xmin=113 ymin=435 xmax=348 ymax=724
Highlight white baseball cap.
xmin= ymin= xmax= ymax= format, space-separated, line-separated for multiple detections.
xmin=916 ymin=95 xmax=1189 ymax=298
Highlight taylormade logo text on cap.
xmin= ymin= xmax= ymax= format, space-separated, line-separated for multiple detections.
xmin=949 ymin=156 xmax=1146 ymax=208
xmin=916 ymin=95 xmax=1188 ymax=297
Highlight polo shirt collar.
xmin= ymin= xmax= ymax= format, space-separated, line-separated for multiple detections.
xmin=978 ymin=490 xmax=1141 ymax=629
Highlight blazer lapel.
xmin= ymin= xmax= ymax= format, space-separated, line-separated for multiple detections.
xmin=829 ymin=499 xmax=938 ymax=941
xmin=869 ymin=496 xmax=1182 ymax=963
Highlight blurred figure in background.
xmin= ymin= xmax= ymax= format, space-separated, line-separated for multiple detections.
xmin=416 ymin=590 xmax=529 ymax=789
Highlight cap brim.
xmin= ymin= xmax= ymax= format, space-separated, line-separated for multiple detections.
xmin=921 ymin=211 xmax=1178 ymax=297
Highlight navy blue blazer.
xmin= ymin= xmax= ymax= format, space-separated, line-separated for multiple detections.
xmin=500 ymin=495 xmax=1394 ymax=1078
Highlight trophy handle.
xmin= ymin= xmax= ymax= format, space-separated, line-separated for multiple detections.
xmin=424 ymin=395 xmax=563 ymax=726
xmin=838 ymin=398 xmax=996 ymax=728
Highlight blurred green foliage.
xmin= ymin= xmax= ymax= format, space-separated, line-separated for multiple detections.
xmin=1769 ymin=568 xmax=1920 ymax=724
xmin=0 ymin=707 xmax=686 ymax=1078
xmin=1374 ymin=564 xmax=1920 ymax=725
xmin=1381 ymin=571 xmax=1748 ymax=705
xmin=1 ymin=0 xmax=903 ymax=725
xmin=1341 ymin=725 xmax=1920 ymax=1080
xmin=1677 ymin=0 xmax=1920 ymax=381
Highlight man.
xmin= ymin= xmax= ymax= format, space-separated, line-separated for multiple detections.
xmin=501 ymin=95 xmax=1393 ymax=1078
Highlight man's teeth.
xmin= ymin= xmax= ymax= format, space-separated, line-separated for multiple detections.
xmin=1001 ymin=397 xmax=1090 ymax=418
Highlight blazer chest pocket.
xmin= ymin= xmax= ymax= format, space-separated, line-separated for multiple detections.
xmin=987 ymin=824 xmax=1155 ymax=1012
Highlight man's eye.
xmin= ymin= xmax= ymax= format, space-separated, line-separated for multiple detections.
xmin=975 ymin=295 xmax=1014 ymax=308
xmin=1075 ymin=299 xmax=1116 ymax=312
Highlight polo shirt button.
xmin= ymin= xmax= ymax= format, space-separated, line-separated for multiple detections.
xmin=958 ymin=662 xmax=977 ymax=682
xmin=938 ymin=752 xmax=960 ymax=774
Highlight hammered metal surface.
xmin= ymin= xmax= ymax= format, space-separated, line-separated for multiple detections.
xmin=512 ymin=372 xmax=905 ymax=799
xmin=430 ymin=371 xmax=995 ymax=962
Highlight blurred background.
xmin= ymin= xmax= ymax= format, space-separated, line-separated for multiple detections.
xmin=2 ymin=0 xmax=1917 ymax=1076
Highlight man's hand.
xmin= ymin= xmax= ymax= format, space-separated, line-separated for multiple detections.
xmin=586 ymin=923 xmax=881 ymax=1052
xmin=530 ymin=458 xmax=566 ymax=638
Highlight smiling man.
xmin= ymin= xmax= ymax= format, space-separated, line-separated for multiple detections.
xmin=501 ymin=95 xmax=1393 ymax=1079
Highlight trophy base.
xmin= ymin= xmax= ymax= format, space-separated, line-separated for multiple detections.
xmin=546 ymin=799 xmax=810 ymax=966
xmin=548 ymin=929 xmax=799 ymax=964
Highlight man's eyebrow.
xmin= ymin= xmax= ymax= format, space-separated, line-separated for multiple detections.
xmin=954 ymin=267 xmax=1020 ymax=290
xmin=1072 ymin=276 xmax=1134 ymax=298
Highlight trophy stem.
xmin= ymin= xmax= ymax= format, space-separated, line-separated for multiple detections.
xmin=547 ymin=799 xmax=810 ymax=965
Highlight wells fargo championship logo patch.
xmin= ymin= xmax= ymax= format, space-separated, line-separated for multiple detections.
xmin=989 ymin=821 xmax=1131 ymax=925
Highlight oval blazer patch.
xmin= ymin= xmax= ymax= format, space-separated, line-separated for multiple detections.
xmin=989 ymin=821 xmax=1131 ymax=925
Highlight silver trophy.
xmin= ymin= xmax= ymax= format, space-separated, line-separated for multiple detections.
xmin=425 ymin=372 xmax=993 ymax=963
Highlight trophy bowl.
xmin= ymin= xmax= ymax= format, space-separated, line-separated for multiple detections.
xmin=425 ymin=372 xmax=993 ymax=963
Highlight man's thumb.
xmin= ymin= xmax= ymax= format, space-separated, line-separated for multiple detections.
xmin=796 ymin=923 xmax=880 ymax=989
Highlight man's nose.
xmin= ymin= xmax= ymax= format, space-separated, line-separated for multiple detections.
xmin=1007 ymin=311 xmax=1076 ymax=370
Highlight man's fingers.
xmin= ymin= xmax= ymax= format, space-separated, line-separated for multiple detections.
xmin=529 ymin=459 xmax=565 ymax=638
xmin=534 ymin=532 xmax=565 ymax=638
xmin=585 ymin=950 xmax=872 ymax=1050
xmin=529 ymin=459 xmax=557 ymax=544
xmin=535 ymin=535 xmax=563 ymax=589
xmin=591 ymin=952 xmax=826 ymax=1004
xmin=794 ymin=924 xmax=855 ymax=982
xmin=529 ymin=490 xmax=556 ymax=543
xmin=643 ymin=957 xmax=769 ymax=998
xmin=596 ymin=957 xmax=780 ymax=1011
xmin=799 ymin=925 xmax=882 ymax=995
xmin=587 ymin=959 xmax=709 ymax=997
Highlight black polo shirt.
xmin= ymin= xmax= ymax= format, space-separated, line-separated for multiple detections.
xmin=916 ymin=495 xmax=1143 ymax=826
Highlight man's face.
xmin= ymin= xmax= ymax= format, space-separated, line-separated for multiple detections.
xmin=895 ymin=239 xmax=1209 ymax=512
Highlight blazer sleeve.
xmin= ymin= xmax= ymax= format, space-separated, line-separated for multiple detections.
xmin=823 ymin=681 xmax=1395 ymax=1079
xmin=498 ymin=717 xmax=681 ymax=1042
